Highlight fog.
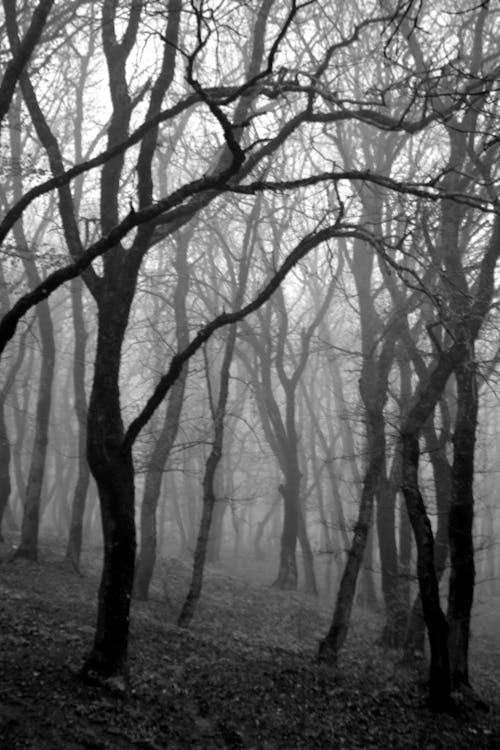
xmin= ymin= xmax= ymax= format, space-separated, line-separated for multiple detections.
xmin=1 ymin=0 xmax=500 ymax=709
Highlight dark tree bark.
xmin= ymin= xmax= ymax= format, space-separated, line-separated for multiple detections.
xmin=401 ymin=431 xmax=450 ymax=710
xmin=82 ymin=285 xmax=137 ymax=681
xmin=0 ymin=0 xmax=54 ymax=125
xmin=377 ymin=468 xmax=406 ymax=646
xmin=447 ymin=357 xmax=477 ymax=689
xmin=404 ymin=413 xmax=451 ymax=659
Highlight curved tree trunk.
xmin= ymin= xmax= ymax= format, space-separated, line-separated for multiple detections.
xmin=82 ymin=297 xmax=136 ymax=683
xmin=404 ymin=417 xmax=451 ymax=658
xmin=401 ymin=430 xmax=450 ymax=709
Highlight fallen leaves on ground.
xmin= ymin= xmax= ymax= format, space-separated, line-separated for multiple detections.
xmin=0 ymin=539 xmax=499 ymax=749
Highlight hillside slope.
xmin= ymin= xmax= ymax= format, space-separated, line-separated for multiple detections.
xmin=0 ymin=539 xmax=499 ymax=749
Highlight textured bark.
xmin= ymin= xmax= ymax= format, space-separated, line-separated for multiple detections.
xmin=447 ymin=359 xmax=477 ymax=689
xmin=402 ymin=431 xmax=450 ymax=710
xmin=377 ymin=471 xmax=406 ymax=647
xmin=405 ymin=416 xmax=451 ymax=658
xmin=0 ymin=0 xmax=54 ymax=125
xmin=82 ymin=295 xmax=136 ymax=681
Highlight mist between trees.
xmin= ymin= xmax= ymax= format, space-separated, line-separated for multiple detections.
xmin=1 ymin=0 xmax=500 ymax=713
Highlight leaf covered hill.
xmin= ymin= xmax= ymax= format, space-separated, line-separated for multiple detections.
xmin=0 ymin=538 xmax=499 ymax=750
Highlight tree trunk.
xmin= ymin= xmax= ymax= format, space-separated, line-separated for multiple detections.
xmin=273 ymin=479 xmax=299 ymax=590
xmin=319 ymin=325 xmax=394 ymax=666
xmin=401 ymin=431 xmax=450 ymax=710
xmin=134 ymin=231 xmax=190 ymax=599
xmin=298 ymin=501 xmax=318 ymax=595
xmin=177 ymin=295 xmax=240 ymax=626
xmin=64 ymin=277 xmax=90 ymax=572
xmin=177 ymin=451 xmax=222 ymax=628
xmin=81 ymin=298 xmax=136 ymax=684
xmin=377 ymin=472 xmax=406 ymax=646
xmin=15 ymin=300 xmax=55 ymax=560
xmin=0 ymin=400 xmax=11 ymax=542
xmin=447 ymin=359 xmax=477 ymax=689
xmin=318 ymin=411 xmax=385 ymax=665
xmin=134 ymin=370 xmax=187 ymax=599
xmin=254 ymin=498 xmax=278 ymax=559
xmin=405 ymin=417 xmax=451 ymax=658
xmin=206 ymin=493 xmax=226 ymax=564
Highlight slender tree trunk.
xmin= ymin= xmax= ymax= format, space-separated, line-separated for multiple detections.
xmin=398 ymin=493 xmax=413 ymax=613
xmin=134 ymin=373 xmax=187 ymax=599
xmin=319 ymin=322 xmax=394 ymax=666
xmin=298 ymin=501 xmax=318 ymax=595
xmin=359 ymin=525 xmax=378 ymax=609
xmin=273 ymin=478 xmax=299 ymax=590
xmin=377 ymin=471 xmax=405 ymax=646
xmin=254 ymin=498 xmax=278 ymax=559
xmin=206 ymin=492 xmax=226 ymax=564
xmin=177 ymin=450 xmax=221 ymax=627
xmin=401 ymin=431 xmax=450 ymax=710
xmin=447 ymin=358 xmax=477 ymax=689
xmin=64 ymin=277 xmax=90 ymax=571
xmin=15 ymin=300 xmax=55 ymax=560
xmin=170 ymin=479 xmax=189 ymax=555
xmin=405 ymin=417 xmax=451 ymax=658
xmin=0 ymin=401 xmax=11 ymax=542
xmin=134 ymin=232 xmax=190 ymax=599
xmin=177 ymin=319 xmax=238 ymax=627
xmin=318 ymin=408 xmax=386 ymax=665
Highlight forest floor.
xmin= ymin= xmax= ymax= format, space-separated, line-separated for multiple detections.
xmin=0 ymin=537 xmax=499 ymax=750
